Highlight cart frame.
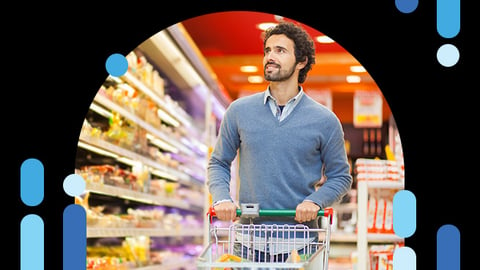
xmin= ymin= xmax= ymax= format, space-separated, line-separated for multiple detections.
xmin=196 ymin=203 xmax=333 ymax=270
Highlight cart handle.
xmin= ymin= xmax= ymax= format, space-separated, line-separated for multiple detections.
xmin=207 ymin=205 xmax=333 ymax=223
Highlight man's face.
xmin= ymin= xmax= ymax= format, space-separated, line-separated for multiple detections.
xmin=263 ymin=34 xmax=298 ymax=82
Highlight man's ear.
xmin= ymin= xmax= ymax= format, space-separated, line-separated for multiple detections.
xmin=296 ymin=57 xmax=308 ymax=70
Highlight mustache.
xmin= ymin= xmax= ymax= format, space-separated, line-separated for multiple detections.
xmin=264 ymin=62 xmax=280 ymax=69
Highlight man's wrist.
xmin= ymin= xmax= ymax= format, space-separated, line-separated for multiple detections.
xmin=303 ymin=199 xmax=322 ymax=209
xmin=213 ymin=199 xmax=233 ymax=206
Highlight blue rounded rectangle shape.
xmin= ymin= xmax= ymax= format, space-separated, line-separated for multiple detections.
xmin=63 ymin=204 xmax=86 ymax=270
xmin=20 ymin=158 xmax=44 ymax=206
xmin=437 ymin=224 xmax=460 ymax=270
xmin=393 ymin=190 xmax=416 ymax=238
xmin=21 ymin=214 xmax=44 ymax=270
xmin=437 ymin=0 xmax=460 ymax=38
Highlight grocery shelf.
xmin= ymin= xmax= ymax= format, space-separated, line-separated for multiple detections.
xmin=331 ymin=231 xmax=402 ymax=243
xmin=93 ymin=93 xmax=195 ymax=157
xmin=366 ymin=232 xmax=403 ymax=243
xmin=356 ymin=180 xmax=404 ymax=270
xmin=85 ymin=182 xmax=203 ymax=210
xmin=121 ymin=71 xmax=193 ymax=130
xmin=87 ymin=227 xmax=203 ymax=238
xmin=330 ymin=232 xmax=357 ymax=243
xmin=359 ymin=180 xmax=404 ymax=189
xmin=79 ymin=134 xmax=202 ymax=187
xmin=80 ymin=26 xmax=216 ymax=270
xmin=136 ymin=257 xmax=197 ymax=270
xmin=332 ymin=202 xmax=357 ymax=212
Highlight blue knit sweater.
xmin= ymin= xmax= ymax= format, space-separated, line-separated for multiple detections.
xmin=208 ymin=91 xmax=352 ymax=226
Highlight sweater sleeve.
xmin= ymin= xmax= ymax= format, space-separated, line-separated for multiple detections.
xmin=207 ymin=104 xmax=241 ymax=203
xmin=304 ymin=115 xmax=353 ymax=208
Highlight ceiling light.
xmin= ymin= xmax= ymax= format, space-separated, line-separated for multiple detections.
xmin=257 ymin=22 xmax=277 ymax=31
xmin=240 ymin=65 xmax=258 ymax=73
xmin=248 ymin=75 xmax=264 ymax=83
xmin=346 ymin=75 xmax=361 ymax=83
xmin=316 ymin=35 xmax=335 ymax=44
xmin=350 ymin=65 xmax=366 ymax=73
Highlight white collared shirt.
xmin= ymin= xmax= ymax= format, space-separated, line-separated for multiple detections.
xmin=263 ymin=87 xmax=304 ymax=122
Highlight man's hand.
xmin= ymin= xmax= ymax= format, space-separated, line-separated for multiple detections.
xmin=295 ymin=201 xmax=320 ymax=223
xmin=213 ymin=201 xmax=238 ymax=221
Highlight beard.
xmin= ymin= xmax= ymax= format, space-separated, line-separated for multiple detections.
xmin=264 ymin=62 xmax=296 ymax=82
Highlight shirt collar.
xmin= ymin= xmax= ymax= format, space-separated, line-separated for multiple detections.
xmin=263 ymin=86 xmax=304 ymax=105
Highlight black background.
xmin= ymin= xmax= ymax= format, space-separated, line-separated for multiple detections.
xmin=6 ymin=1 xmax=475 ymax=269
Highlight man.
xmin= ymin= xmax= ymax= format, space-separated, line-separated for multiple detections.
xmin=207 ymin=21 xmax=352 ymax=262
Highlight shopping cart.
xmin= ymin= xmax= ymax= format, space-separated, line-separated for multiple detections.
xmin=197 ymin=203 xmax=333 ymax=269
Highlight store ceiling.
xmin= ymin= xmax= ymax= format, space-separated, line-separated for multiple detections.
xmin=179 ymin=11 xmax=391 ymax=123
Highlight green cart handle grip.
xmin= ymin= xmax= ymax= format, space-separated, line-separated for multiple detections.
xmin=207 ymin=206 xmax=333 ymax=222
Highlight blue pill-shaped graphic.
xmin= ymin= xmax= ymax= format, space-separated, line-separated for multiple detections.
xmin=393 ymin=246 xmax=416 ymax=270
xmin=21 ymin=214 xmax=44 ymax=270
xmin=393 ymin=190 xmax=416 ymax=238
xmin=63 ymin=204 xmax=86 ymax=270
xmin=437 ymin=224 xmax=460 ymax=270
xmin=437 ymin=0 xmax=460 ymax=38
xmin=20 ymin=158 xmax=44 ymax=206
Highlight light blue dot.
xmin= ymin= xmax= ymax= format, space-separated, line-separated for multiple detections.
xmin=437 ymin=44 xmax=460 ymax=67
xmin=393 ymin=246 xmax=416 ymax=270
xmin=393 ymin=190 xmax=416 ymax=238
xmin=63 ymin=174 xmax=86 ymax=197
xmin=20 ymin=158 xmax=44 ymax=206
xmin=395 ymin=0 xmax=418 ymax=14
xmin=105 ymin=53 xmax=128 ymax=77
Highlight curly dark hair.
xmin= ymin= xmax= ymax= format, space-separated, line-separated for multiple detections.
xmin=263 ymin=21 xmax=316 ymax=84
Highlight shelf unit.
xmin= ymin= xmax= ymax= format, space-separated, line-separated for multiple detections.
xmin=356 ymin=180 xmax=404 ymax=270
xmin=79 ymin=77 xmax=207 ymax=268
xmin=85 ymin=181 xmax=202 ymax=213
xmin=76 ymin=25 xmax=225 ymax=270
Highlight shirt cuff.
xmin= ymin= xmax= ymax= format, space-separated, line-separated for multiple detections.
xmin=213 ymin=199 xmax=233 ymax=206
